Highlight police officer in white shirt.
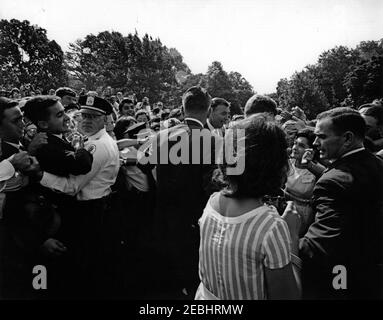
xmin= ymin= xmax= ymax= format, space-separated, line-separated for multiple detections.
xmin=39 ymin=95 xmax=119 ymax=200
xmin=37 ymin=95 xmax=120 ymax=298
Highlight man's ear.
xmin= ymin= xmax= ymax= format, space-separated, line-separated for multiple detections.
xmin=37 ymin=120 xmax=48 ymax=130
xmin=343 ymin=131 xmax=355 ymax=146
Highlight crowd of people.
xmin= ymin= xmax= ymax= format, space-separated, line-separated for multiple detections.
xmin=0 ymin=84 xmax=382 ymax=300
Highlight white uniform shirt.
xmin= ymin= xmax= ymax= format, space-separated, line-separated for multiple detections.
xmin=40 ymin=128 xmax=120 ymax=201
xmin=0 ymin=159 xmax=15 ymax=190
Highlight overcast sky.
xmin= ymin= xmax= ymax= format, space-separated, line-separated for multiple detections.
xmin=1 ymin=0 xmax=382 ymax=93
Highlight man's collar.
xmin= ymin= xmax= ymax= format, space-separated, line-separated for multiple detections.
xmin=340 ymin=147 xmax=365 ymax=159
xmin=52 ymin=133 xmax=63 ymax=139
xmin=3 ymin=141 xmax=23 ymax=150
xmin=206 ymin=119 xmax=224 ymax=137
xmin=206 ymin=119 xmax=215 ymax=131
xmin=184 ymin=117 xmax=204 ymax=128
xmin=87 ymin=128 xmax=106 ymax=140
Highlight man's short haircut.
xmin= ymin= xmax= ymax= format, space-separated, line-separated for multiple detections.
xmin=363 ymin=106 xmax=383 ymax=126
xmin=0 ymin=97 xmax=19 ymax=123
xmin=23 ymin=95 xmax=61 ymax=125
xmin=11 ymin=88 xmax=20 ymax=94
xmin=211 ymin=97 xmax=230 ymax=110
xmin=182 ymin=86 xmax=211 ymax=114
xmin=244 ymin=94 xmax=277 ymax=117
xmin=55 ymin=87 xmax=76 ymax=98
xmin=317 ymin=107 xmax=366 ymax=139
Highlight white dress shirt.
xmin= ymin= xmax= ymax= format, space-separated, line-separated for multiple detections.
xmin=206 ymin=119 xmax=223 ymax=137
xmin=40 ymin=128 xmax=120 ymax=201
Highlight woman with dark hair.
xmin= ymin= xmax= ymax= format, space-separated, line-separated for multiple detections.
xmin=360 ymin=105 xmax=383 ymax=152
xmin=113 ymin=116 xmax=137 ymax=140
xmin=284 ymin=127 xmax=323 ymax=236
xmin=118 ymin=98 xmax=135 ymax=117
xmin=195 ymin=114 xmax=301 ymax=300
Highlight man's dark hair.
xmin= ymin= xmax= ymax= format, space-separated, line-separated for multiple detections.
xmin=211 ymin=97 xmax=230 ymax=110
xmin=296 ymin=127 xmax=316 ymax=147
xmin=182 ymin=86 xmax=211 ymax=114
xmin=0 ymin=97 xmax=19 ymax=123
xmin=317 ymin=107 xmax=366 ymax=139
xmin=364 ymin=106 xmax=383 ymax=126
xmin=216 ymin=113 xmax=289 ymax=199
xmin=23 ymin=95 xmax=60 ymax=125
xmin=55 ymin=87 xmax=76 ymax=98
xmin=244 ymin=94 xmax=277 ymax=117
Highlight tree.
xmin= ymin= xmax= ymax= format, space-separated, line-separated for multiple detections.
xmin=276 ymin=70 xmax=329 ymax=119
xmin=228 ymin=71 xmax=254 ymax=112
xmin=315 ymin=46 xmax=358 ymax=107
xmin=0 ymin=19 xmax=67 ymax=90
xmin=206 ymin=61 xmax=233 ymax=98
xmin=205 ymin=62 xmax=253 ymax=115
xmin=355 ymin=40 xmax=383 ymax=61
xmin=275 ymin=39 xmax=383 ymax=118
xmin=65 ymin=30 xmax=190 ymax=104
xmin=344 ymin=55 xmax=383 ymax=107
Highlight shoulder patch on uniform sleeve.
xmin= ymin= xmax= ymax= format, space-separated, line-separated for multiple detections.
xmin=87 ymin=144 xmax=97 ymax=154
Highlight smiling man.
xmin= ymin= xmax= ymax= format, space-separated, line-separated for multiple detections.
xmin=284 ymin=107 xmax=383 ymax=299
xmin=23 ymin=96 xmax=93 ymax=177
xmin=206 ymin=97 xmax=230 ymax=137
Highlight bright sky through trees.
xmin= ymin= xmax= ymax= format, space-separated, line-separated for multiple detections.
xmin=1 ymin=0 xmax=382 ymax=93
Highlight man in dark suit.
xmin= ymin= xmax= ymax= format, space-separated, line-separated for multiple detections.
xmin=0 ymin=97 xmax=49 ymax=299
xmin=285 ymin=107 xmax=383 ymax=299
xmin=23 ymin=96 xmax=92 ymax=186
xmin=23 ymin=95 xmax=93 ymax=249
xmin=151 ymin=86 xmax=219 ymax=299
xmin=204 ymin=97 xmax=230 ymax=137
xmin=23 ymin=95 xmax=98 ymax=298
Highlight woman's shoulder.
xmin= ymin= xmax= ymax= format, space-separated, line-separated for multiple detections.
xmin=205 ymin=192 xmax=281 ymax=223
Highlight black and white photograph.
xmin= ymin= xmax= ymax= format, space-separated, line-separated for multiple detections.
xmin=0 ymin=0 xmax=382 ymax=304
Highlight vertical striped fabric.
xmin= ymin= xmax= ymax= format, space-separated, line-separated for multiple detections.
xmin=197 ymin=193 xmax=292 ymax=300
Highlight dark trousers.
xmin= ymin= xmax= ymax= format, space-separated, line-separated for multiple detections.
xmin=64 ymin=196 xmax=110 ymax=299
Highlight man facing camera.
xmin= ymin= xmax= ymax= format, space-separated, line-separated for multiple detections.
xmin=205 ymin=97 xmax=230 ymax=137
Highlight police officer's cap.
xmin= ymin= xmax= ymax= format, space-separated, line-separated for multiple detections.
xmin=55 ymin=87 xmax=77 ymax=98
xmin=78 ymin=95 xmax=113 ymax=115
